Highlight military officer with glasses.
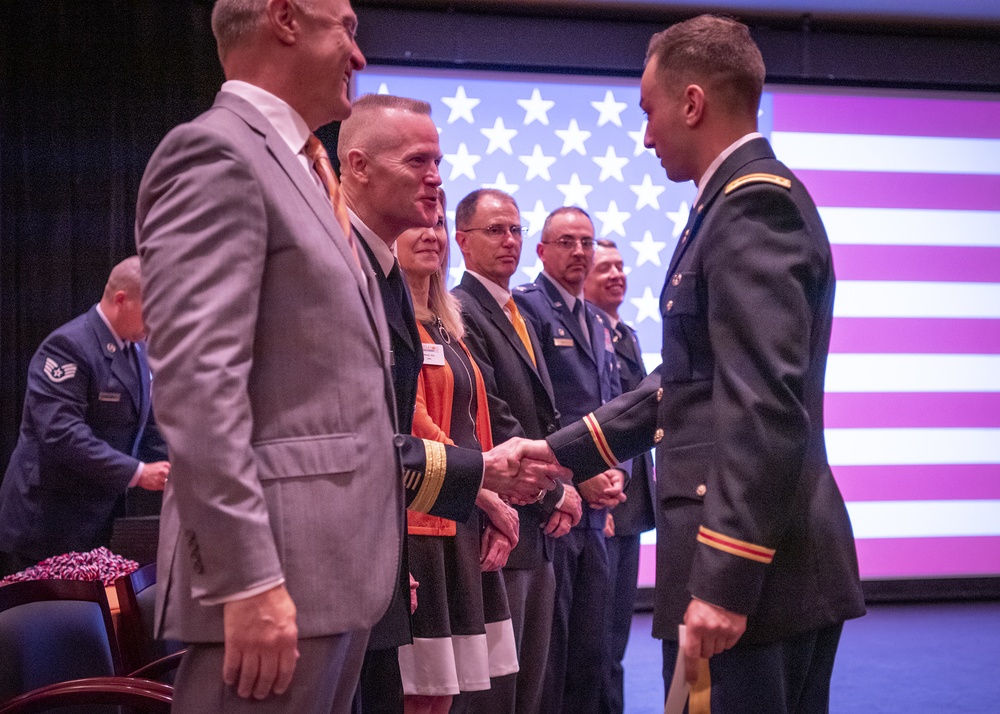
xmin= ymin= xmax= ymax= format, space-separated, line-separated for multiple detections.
xmin=514 ymin=207 xmax=628 ymax=714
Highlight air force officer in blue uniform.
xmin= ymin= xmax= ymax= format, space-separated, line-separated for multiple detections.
xmin=514 ymin=207 xmax=628 ymax=714
xmin=0 ymin=256 xmax=169 ymax=576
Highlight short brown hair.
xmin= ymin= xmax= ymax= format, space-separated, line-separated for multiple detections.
xmin=337 ymin=94 xmax=433 ymax=164
xmin=454 ymin=189 xmax=518 ymax=231
xmin=646 ymin=15 xmax=765 ymax=120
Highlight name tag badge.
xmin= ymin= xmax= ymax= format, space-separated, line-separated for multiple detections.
xmin=423 ymin=343 xmax=446 ymax=366
xmin=98 ymin=392 xmax=122 ymax=402
xmin=553 ymin=337 xmax=574 ymax=348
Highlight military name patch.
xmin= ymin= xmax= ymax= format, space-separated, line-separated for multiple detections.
xmin=43 ymin=357 xmax=77 ymax=383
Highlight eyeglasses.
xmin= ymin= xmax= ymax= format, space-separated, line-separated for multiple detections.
xmin=462 ymin=224 xmax=525 ymax=239
xmin=541 ymin=238 xmax=595 ymax=251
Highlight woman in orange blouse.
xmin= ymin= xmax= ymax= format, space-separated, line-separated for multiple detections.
xmin=396 ymin=191 xmax=520 ymax=714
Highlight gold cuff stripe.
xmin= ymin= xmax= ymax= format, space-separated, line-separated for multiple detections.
xmin=697 ymin=526 xmax=775 ymax=564
xmin=408 ymin=440 xmax=446 ymax=514
xmin=583 ymin=412 xmax=618 ymax=469
xmin=724 ymin=172 xmax=792 ymax=195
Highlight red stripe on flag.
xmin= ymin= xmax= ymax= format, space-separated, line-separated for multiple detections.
xmin=831 ymin=244 xmax=1000 ymax=283
xmin=832 ymin=464 xmax=1000 ymax=502
xmin=830 ymin=318 xmax=1000 ymax=354
xmin=856 ymin=536 xmax=1000 ymax=578
xmin=794 ymin=170 xmax=1000 ymax=211
xmin=824 ymin=393 xmax=1000 ymax=429
xmin=772 ymin=94 xmax=1000 ymax=139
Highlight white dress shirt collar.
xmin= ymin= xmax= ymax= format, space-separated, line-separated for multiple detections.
xmin=349 ymin=209 xmax=395 ymax=277
xmin=465 ymin=270 xmax=512 ymax=310
xmin=694 ymin=131 xmax=764 ymax=207
xmin=95 ymin=303 xmax=125 ymax=349
xmin=221 ymin=80 xmax=312 ymax=158
xmin=541 ymin=271 xmax=583 ymax=312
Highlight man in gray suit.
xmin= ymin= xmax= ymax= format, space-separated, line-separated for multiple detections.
xmin=135 ymin=1 xmax=563 ymax=711
xmin=452 ymin=189 xmax=583 ymax=714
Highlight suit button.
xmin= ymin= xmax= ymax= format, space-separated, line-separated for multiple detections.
xmin=682 ymin=229 xmax=689 ymax=243
xmin=666 ymin=300 xmax=674 ymax=312
xmin=656 ymin=387 xmax=663 ymax=402
xmin=546 ymin=423 xmax=556 ymax=434
xmin=653 ymin=428 xmax=664 ymax=444
xmin=671 ymin=273 xmax=682 ymax=286
xmin=696 ymin=484 xmax=707 ymax=497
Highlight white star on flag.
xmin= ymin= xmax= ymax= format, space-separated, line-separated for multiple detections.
xmin=517 ymin=88 xmax=555 ymax=126
xmin=480 ymin=117 xmax=518 ymax=155
xmin=595 ymin=200 xmax=630 ymax=238
xmin=441 ymin=86 xmax=480 ymax=124
xmin=665 ymin=201 xmax=690 ymax=239
xmin=627 ymin=121 xmax=653 ymax=156
xmin=591 ymin=90 xmax=628 ymax=127
xmin=449 ymin=257 xmax=467 ymax=288
xmin=520 ymin=256 xmax=544 ymax=282
xmin=556 ymin=173 xmax=594 ymax=208
xmin=377 ymin=82 xmax=389 ymax=95
xmin=554 ymin=119 xmax=592 ymax=156
xmin=630 ymin=286 xmax=662 ymax=324
xmin=631 ymin=230 xmax=667 ymax=266
xmin=519 ymin=144 xmax=557 ymax=181
xmin=629 ymin=174 xmax=666 ymax=210
xmin=522 ymin=199 xmax=550 ymax=237
xmin=593 ymin=145 xmax=629 ymax=182
xmin=443 ymin=143 xmax=481 ymax=180
xmin=484 ymin=172 xmax=520 ymax=195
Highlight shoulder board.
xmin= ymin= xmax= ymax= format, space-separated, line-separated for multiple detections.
xmin=514 ymin=284 xmax=538 ymax=293
xmin=724 ymin=172 xmax=792 ymax=195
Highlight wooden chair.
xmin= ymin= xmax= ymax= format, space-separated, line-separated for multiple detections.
xmin=113 ymin=564 xmax=184 ymax=680
xmin=0 ymin=579 xmax=122 ymax=704
xmin=0 ymin=676 xmax=171 ymax=713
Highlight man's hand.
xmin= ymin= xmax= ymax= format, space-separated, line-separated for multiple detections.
xmin=222 ymin=584 xmax=300 ymax=699
xmin=682 ymin=598 xmax=747 ymax=684
xmin=542 ymin=483 xmax=582 ymax=537
xmin=604 ymin=512 xmax=615 ymax=538
xmin=578 ymin=469 xmax=626 ymax=509
xmin=409 ymin=573 xmax=419 ymax=614
xmin=480 ymin=525 xmax=513 ymax=571
xmin=482 ymin=438 xmax=571 ymax=505
xmin=476 ymin=489 xmax=520 ymax=548
xmin=136 ymin=461 xmax=170 ymax=490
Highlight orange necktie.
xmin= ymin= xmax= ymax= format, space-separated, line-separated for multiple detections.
xmin=304 ymin=134 xmax=361 ymax=268
xmin=506 ymin=298 xmax=537 ymax=367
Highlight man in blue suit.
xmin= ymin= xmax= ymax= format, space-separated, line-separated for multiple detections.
xmin=514 ymin=207 xmax=627 ymax=714
xmin=0 ymin=256 xmax=170 ymax=576
xmin=584 ymin=240 xmax=657 ymax=714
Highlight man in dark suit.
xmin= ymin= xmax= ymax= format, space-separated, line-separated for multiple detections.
xmin=541 ymin=15 xmax=866 ymax=713
xmin=0 ymin=256 xmax=170 ymax=577
xmin=451 ymin=188 xmax=583 ymax=714
xmin=337 ymin=99 xmax=552 ymax=714
xmin=583 ymin=240 xmax=657 ymax=714
xmin=514 ymin=207 xmax=627 ymax=714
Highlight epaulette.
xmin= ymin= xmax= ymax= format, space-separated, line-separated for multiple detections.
xmin=514 ymin=284 xmax=539 ymax=293
xmin=724 ymin=173 xmax=792 ymax=195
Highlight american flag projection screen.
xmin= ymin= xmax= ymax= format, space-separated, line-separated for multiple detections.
xmin=355 ymin=67 xmax=1000 ymax=585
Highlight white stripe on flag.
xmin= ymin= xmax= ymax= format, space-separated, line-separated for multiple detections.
xmin=847 ymin=500 xmax=1000 ymax=539
xmin=834 ymin=281 xmax=1000 ymax=319
xmin=819 ymin=207 xmax=1000 ymax=248
xmin=825 ymin=354 xmax=1000 ymax=393
xmin=825 ymin=427 xmax=1000 ymax=466
xmin=772 ymin=132 xmax=1000 ymax=175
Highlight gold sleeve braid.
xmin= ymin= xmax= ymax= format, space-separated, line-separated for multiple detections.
xmin=408 ymin=439 xmax=447 ymax=514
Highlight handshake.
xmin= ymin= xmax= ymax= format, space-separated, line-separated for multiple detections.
xmin=480 ymin=437 xmax=624 ymax=507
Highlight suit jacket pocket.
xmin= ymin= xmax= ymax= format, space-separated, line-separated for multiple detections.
xmin=660 ymin=272 xmax=711 ymax=382
xmin=253 ymin=433 xmax=361 ymax=481
xmin=656 ymin=440 xmax=713 ymax=502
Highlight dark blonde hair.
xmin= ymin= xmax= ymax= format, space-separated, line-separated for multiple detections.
xmin=646 ymin=15 xmax=765 ymax=121
xmin=412 ymin=188 xmax=465 ymax=340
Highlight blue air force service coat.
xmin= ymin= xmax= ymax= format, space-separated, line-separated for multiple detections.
xmin=0 ymin=305 xmax=166 ymax=562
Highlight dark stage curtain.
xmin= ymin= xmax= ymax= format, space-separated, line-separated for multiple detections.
xmin=0 ymin=1 xmax=221 ymax=478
